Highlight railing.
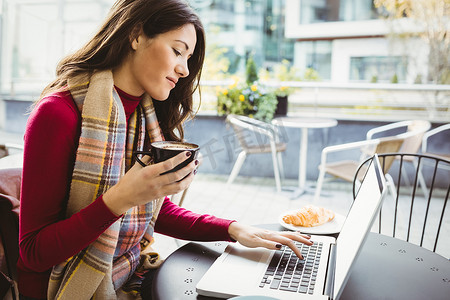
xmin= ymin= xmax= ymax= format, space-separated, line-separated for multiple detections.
xmin=195 ymin=81 xmax=450 ymax=122
xmin=1 ymin=80 xmax=449 ymax=124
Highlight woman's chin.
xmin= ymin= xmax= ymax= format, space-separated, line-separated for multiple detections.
xmin=151 ymin=92 xmax=170 ymax=101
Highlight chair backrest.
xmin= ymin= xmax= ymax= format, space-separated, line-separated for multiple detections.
xmin=374 ymin=136 xmax=404 ymax=155
xmin=399 ymin=120 xmax=431 ymax=154
xmin=225 ymin=114 xmax=277 ymax=150
xmin=372 ymin=136 xmax=404 ymax=171
xmin=366 ymin=120 xmax=431 ymax=153
xmin=422 ymin=123 xmax=450 ymax=159
xmin=0 ymin=168 xmax=21 ymax=300
xmin=354 ymin=136 xmax=404 ymax=182
xmin=352 ymin=154 xmax=450 ymax=258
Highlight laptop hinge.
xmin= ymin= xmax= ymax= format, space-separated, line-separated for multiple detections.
xmin=324 ymin=243 xmax=336 ymax=299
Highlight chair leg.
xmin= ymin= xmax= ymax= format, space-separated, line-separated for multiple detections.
xmin=270 ymin=147 xmax=282 ymax=192
xmin=414 ymin=160 xmax=429 ymax=199
xmin=314 ymin=167 xmax=326 ymax=202
xmin=178 ymin=189 xmax=189 ymax=207
xmin=385 ymin=174 xmax=398 ymax=201
xmin=227 ymin=151 xmax=247 ymax=185
xmin=277 ymin=152 xmax=285 ymax=180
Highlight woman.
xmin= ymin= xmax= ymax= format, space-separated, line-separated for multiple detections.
xmin=18 ymin=0 xmax=312 ymax=299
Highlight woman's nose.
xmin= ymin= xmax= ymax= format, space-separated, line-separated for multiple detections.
xmin=176 ymin=60 xmax=189 ymax=78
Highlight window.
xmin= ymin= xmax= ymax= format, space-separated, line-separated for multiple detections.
xmin=263 ymin=0 xmax=294 ymax=63
xmin=245 ymin=0 xmax=264 ymax=30
xmin=1 ymin=0 xmax=114 ymax=94
xmin=299 ymin=0 xmax=380 ymax=24
xmin=350 ymin=56 xmax=407 ymax=82
xmin=296 ymin=41 xmax=331 ymax=80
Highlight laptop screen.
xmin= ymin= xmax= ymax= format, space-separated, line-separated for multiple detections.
xmin=333 ymin=156 xmax=386 ymax=299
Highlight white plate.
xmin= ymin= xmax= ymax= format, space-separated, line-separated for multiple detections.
xmin=278 ymin=211 xmax=346 ymax=234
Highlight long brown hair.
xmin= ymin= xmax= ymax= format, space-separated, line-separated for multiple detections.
xmin=41 ymin=0 xmax=205 ymax=141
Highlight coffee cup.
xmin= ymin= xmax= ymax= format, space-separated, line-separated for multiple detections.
xmin=133 ymin=141 xmax=199 ymax=175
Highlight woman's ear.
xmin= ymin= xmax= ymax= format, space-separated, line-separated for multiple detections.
xmin=131 ymin=36 xmax=140 ymax=50
xmin=130 ymin=24 xmax=143 ymax=50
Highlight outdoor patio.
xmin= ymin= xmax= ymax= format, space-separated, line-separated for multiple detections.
xmin=1 ymin=129 xmax=449 ymax=260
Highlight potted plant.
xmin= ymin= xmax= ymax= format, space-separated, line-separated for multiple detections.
xmin=217 ymin=55 xmax=278 ymax=122
xmin=217 ymin=80 xmax=277 ymax=122
xmin=259 ymin=59 xmax=302 ymax=116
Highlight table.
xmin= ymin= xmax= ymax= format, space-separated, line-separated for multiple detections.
xmin=151 ymin=228 xmax=450 ymax=299
xmin=272 ymin=117 xmax=337 ymax=198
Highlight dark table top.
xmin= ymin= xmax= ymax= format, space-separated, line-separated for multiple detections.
xmin=151 ymin=226 xmax=450 ymax=300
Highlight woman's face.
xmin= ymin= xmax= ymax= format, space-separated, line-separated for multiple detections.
xmin=121 ymin=23 xmax=197 ymax=100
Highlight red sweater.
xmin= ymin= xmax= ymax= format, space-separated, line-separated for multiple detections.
xmin=18 ymin=87 xmax=234 ymax=298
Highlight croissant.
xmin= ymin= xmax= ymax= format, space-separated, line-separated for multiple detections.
xmin=283 ymin=205 xmax=335 ymax=227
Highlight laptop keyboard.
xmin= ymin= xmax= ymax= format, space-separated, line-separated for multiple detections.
xmin=259 ymin=241 xmax=323 ymax=294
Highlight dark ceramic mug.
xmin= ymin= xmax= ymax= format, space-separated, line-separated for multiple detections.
xmin=133 ymin=141 xmax=199 ymax=175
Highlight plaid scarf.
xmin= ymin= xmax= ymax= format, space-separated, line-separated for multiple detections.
xmin=47 ymin=70 xmax=165 ymax=299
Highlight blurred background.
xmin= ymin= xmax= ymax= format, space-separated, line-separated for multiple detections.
xmin=1 ymin=0 xmax=449 ymax=129
xmin=0 ymin=0 xmax=448 ymax=179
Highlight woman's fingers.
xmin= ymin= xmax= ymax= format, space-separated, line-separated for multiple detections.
xmin=229 ymin=223 xmax=315 ymax=260
xmin=163 ymin=170 xmax=196 ymax=195
xmin=249 ymin=231 xmax=300 ymax=258
xmin=279 ymin=231 xmax=313 ymax=244
xmin=137 ymin=151 xmax=196 ymax=180
xmin=158 ymin=153 xmax=197 ymax=184
xmin=159 ymin=151 xmax=192 ymax=172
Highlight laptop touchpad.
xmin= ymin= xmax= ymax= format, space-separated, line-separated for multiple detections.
xmin=225 ymin=245 xmax=268 ymax=264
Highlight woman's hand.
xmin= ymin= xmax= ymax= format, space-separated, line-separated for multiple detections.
xmin=103 ymin=151 xmax=197 ymax=216
xmin=228 ymin=222 xmax=313 ymax=259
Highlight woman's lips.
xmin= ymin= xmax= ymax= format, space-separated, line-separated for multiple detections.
xmin=167 ymin=77 xmax=177 ymax=88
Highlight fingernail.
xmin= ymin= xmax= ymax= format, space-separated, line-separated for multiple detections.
xmin=275 ymin=244 xmax=282 ymax=249
xmin=195 ymin=159 xmax=199 ymax=165
xmin=186 ymin=151 xmax=191 ymax=157
xmin=194 ymin=169 xmax=198 ymax=175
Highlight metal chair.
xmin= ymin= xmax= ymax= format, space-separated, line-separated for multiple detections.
xmin=225 ymin=114 xmax=286 ymax=192
xmin=352 ymin=153 xmax=450 ymax=258
xmin=422 ymin=123 xmax=450 ymax=161
xmin=365 ymin=120 xmax=431 ymax=192
xmin=314 ymin=120 xmax=431 ymax=201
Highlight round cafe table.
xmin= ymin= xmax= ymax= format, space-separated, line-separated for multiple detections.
xmin=151 ymin=226 xmax=450 ymax=300
xmin=271 ymin=117 xmax=337 ymax=198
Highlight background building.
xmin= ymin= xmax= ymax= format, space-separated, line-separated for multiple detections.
xmin=285 ymin=0 xmax=429 ymax=84
xmin=0 ymin=0 xmax=448 ymax=134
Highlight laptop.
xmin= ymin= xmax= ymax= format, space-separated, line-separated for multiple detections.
xmin=197 ymin=154 xmax=387 ymax=300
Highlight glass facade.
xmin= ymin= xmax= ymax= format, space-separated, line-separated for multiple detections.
xmin=296 ymin=41 xmax=332 ymax=80
xmin=299 ymin=0 xmax=380 ymax=24
xmin=192 ymin=0 xmax=294 ymax=75
xmin=263 ymin=0 xmax=294 ymax=63
xmin=0 ymin=0 xmax=294 ymax=94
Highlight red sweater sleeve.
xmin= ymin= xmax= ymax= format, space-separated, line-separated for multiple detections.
xmin=155 ymin=198 xmax=235 ymax=242
xmin=18 ymin=94 xmax=120 ymax=298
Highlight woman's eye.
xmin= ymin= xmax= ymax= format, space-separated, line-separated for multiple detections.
xmin=173 ymin=49 xmax=182 ymax=56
